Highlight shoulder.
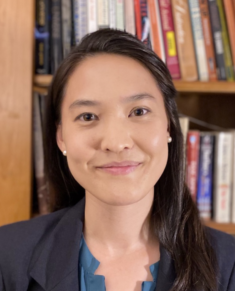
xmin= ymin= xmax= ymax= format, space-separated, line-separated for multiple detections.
xmin=205 ymin=227 xmax=235 ymax=291
xmin=0 ymin=207 xmax=70 ymax=269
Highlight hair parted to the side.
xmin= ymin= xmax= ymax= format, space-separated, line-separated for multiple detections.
xmin=44 ymin=28 xmax=217 ymax=291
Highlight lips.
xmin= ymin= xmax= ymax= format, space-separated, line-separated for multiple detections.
xmin=96 ymin=161 xmax=142 ymax=175
xmin=97 ymin=161 xmax=141 ymax=168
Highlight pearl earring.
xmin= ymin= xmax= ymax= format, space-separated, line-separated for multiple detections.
xmin=168 ymin=137 xmax=172 ymax=143
xmin=63 ymin=150 xmax=67 ymax=156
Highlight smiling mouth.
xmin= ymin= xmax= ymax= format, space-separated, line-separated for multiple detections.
xmin=96 ymin=163 xmax=141 ymax=175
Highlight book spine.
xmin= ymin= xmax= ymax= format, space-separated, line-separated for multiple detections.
xmin=213 ymin=132 xmax=233 ymax=223
xmin=61 ymin=0 xmax=71 ymax=58
xmin=217 ymin=0 xmax=234 ymax=80
xmin=179 ymin=117 xmax=189 ymax=173
xmin=109 ymin=0 xmax=116 ymax=28
xmin=171 ymin=0 xmax=198 ymax=80
xmin=97 ymin=0 xmax=110 ymax=28
xmin=51 ymin=0 xmax=63 ymax=73
xmin=116 ymin=0 xmax=125 ymax=30
xmin=223 ymin=0 xmax=235 ymax=73
xmin=186 ymin=131 xmax=200 ymax=201
xmin=73 ymin=0 xmax=79 ymax=44
xmin=124 ymin=0 xmax=135 ymax=35
xmin=197 ymin=134 xmax=215 ymax=219
xmin=208 ymin=0 xmax=227 ymax=80
xmin=33 ymin=93 xmax=50 ymax=215
xmin=88 ymin=0 xmax=97 ymax=33
xmin=134 ymin=0 xmax=142 ymax=39
xmin=78 ymin=0 xmax=88 ymax=40
xmin=35 ymin=0 xmax=50 ymax=74
xmin=158 ymin=0 xmax=181 ymax=79
xmin=139 ymin=0 xmax=151 ymax=48
xmin=147 ymin=0 xmax=165 ymax=61
xmin=198 ymin=0 xmax=217 ymax=80
xmin=188 ymin=0 xmax=209 ymax=81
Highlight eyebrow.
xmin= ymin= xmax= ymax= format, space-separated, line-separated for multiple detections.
xmin=69 ymin=93 xmax=156 ymax=110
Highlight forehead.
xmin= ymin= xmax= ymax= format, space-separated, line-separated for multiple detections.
xmin=64 ymin=53 xmax=163 ymax=106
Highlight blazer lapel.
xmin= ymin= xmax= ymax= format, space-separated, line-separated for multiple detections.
xmin=155 ymin=244 xmax=176 ymax=291
xmin=29 ymin=198 xmax=85 ymax=291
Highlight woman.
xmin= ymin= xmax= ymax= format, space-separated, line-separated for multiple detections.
xmin=0 ymin=29 xmax=235 ymax=291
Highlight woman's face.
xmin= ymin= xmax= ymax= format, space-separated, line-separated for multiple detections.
xmin=56 ymin=54 xmax=170 ymax=205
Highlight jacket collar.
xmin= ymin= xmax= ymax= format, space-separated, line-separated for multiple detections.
xmin=29 ymin=197 xmax=176 ymax=291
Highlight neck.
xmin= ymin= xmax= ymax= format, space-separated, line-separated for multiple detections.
xmin=83 ymin=189 xmax=156 ymax=256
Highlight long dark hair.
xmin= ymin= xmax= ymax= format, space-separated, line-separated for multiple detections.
xmin=44 ymin=29 xmax=217 ymax=291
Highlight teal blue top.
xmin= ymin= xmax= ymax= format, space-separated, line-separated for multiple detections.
xmin=78 ymin=234 xmax=159 ymax=291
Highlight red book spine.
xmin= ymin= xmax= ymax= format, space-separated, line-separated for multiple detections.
xmin=157 ymin=0 xmax=181 ymax=79
xmin=186 ymin=131 xmax=200 ymax=201
xmin=134 ymin=0 xmax=142 ymax=40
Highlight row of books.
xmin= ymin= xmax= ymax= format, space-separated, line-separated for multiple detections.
xmin=180 ymin=117 xmax=235 ymax=223
xmin=35 ymin=0 xmax=235 ymax=81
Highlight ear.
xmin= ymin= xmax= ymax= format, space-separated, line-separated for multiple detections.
xmin=56 ymin=123 xmax=66 ymax=153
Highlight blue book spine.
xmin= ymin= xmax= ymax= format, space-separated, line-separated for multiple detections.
xmin=73 ymin=0 xmax=80 ymax=45
xmin=197 ymin=134 xmax=215 ymax=219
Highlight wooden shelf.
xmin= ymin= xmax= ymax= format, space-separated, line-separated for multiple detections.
xmin=34 ymin=75 xmax=235 ymax=94
xmin=204 ymin=220 xmax=235 ymax=235
xmin=174 ymin=81 xmax=235 ymax=93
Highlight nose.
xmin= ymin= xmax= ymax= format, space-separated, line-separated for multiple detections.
xmin=100 ymin=118 xmax=134 ymax=153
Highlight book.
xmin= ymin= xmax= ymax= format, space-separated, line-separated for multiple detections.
xmin=158 ymin=0 xmax=181 ymax=79
xmin=198 ymin=0 xmax=217 ymax=80
xmin=213 ymin=132 xmax=233 ymax=223
xmin=217 ymin=0 xmax=234 ymax=80
xmin=147 ymin=0 xmax=165 ymax=61
xmin=134 ymin=0 xmax=142 ymax=39
xmin=35 ymin=0 xmax=51 ymax=74
xmin=97 ymin=0 xmax=110 ymax=29
xmin=188 ymin=0 xmax=209 ymax=81
xmin=33 ymin=93 xmax=50 ymax=215
xmin=109 ymin=0 xmax=116 ymax=29
xmin=51 ymin=0 xmax=63 ymax=74
xmin=179 ymin=116 xmax=189 ymax=173
xmin=171 ymin=0 xmax=198 ymax=81
xmin=231 ymin=131 xmax=235 ymax=223
xmin=124 ymin=0 xmax=136 ymax=35
xmin=222 ymin=0 xmax=235 ymax=73
xmin=208 ymin=0 xmax=227 ymax=80
xmin=139 ymin=0 xmax=151 ymax=48
xmin=61 ymin=0 xmax=72 ymax=58
xmin=186 ymin=131 xmax=200 ymax=201
xmin=116 ymin=0 xmax=125 ymax=30
xmin=88 ymin=0 xmax=98 ymax=33
xmin=197 ymin=133 xmax=215 ymax=219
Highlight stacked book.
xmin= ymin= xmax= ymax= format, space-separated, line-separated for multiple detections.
xmin=35 ymin=0 xmax=235 ymax=81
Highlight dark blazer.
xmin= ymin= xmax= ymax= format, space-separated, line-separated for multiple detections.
xmin=0 ymin=197 xmax=235 ymax=291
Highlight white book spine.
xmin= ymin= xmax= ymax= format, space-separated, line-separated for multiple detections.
xmin=97 ymin=0 xmax=109 ymax=28
xmin=124 ymin=0 xmax=135 ymax=35
xmin=88 ymin=0 xmax=97 ymax=33
xmin=188 ymin=0 xmax=209 ymax=81
xmin=109 ymin=0 xmax=116 ymax=29
xmin=79 ymin=0 xmax=88 ymax=40
xmin=116 ymin=0 xmax=125 ymax=30
xmin=214 ymin=132 xmax=233 ymax=223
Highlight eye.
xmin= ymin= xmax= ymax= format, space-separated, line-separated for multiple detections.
xmin=130 ymin=108 xmax=150 ymax=117
xmin=76 ymin=113 xmax=97 ymax=122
